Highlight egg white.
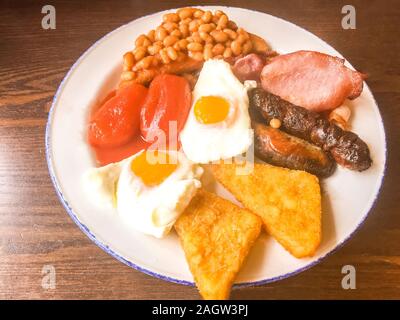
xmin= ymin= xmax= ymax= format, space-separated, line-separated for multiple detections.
xmin=82 ymin=158 xmax=129 ymax=209
xmin=116 ymin=150 xmax=203 ymax=238
xmin=180 ymin=59 xmax=253 ymax=163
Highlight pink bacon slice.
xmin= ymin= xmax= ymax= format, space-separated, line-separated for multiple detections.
xmin=260 ymin=50 xmax=366 ymax=112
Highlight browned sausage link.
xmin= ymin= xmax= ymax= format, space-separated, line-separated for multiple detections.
xmin=253 ymin=122 xmax=336 ymax=177
xmin=249 ymin=88 xmax=372 ymax=171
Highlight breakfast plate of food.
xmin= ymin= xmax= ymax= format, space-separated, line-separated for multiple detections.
xmin=46 ymin=6 xmax=386 ymax=299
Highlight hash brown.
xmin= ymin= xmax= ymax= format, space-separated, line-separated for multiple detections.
xmin=210 ymin=162 xmax=321 ymax=258
xmin=175 ymin=189 xmax=262 ymax=300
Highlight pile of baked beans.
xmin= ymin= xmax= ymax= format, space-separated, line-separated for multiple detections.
xmin=121 ymin=8 xmax=254 ymax=82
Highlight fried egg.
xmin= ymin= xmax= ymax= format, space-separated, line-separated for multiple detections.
xmin=83 ymin=159 xmax=127 ymax=209
xmin=83 ymin=150 xmax=203 ymax=238
xmin=116 ymin=150 xmax=203 ymax=238
xmin=180 ymin=59 xmax=253 ymax=163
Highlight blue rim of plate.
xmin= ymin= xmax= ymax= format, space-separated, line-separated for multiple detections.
xmin=45 ymin=6 xmax=387 ymax=289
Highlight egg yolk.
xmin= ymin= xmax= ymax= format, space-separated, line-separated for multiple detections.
xmin=131 ymin=151 xmax=177 ymax=186
xmin=194 ymin=96 xmax=230 ymax=124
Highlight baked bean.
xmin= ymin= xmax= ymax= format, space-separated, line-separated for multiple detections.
xmin=170 ymin=29 xmax=182 ymax=38
xmin=223 ymin=28 xmax=237 ymax=40
xmin=155 ymin=26 xmax=168 ymax=41
xmin=147 ymin=45 xmax=155 ymax=56
xmin=223 ymin=47 xmax=233 ymax=58
xmin=212 ymin=15 xmax=220 ymax=24
xmin=198 ymin=23 xmax=213 ymax=33
xmin=163 ymin=35 xmax=179 ymax=47
xmin=191 ymin=32 xmax=203 ymax=43
xmin=126 ymin=8 xmax=258 ymax=72
xmin=187 ymin=42 xmax=203 ymax=52
xmin=159 ymin=49 xmax=171 ymax=64
xmin=236 ymin=34 xmax=247 ymax=45
xmin=163 ymin=13 xmax=179 ymax=23
xmin=199 ymin=31 xmax=213 ymax=43
xmin=202 ymin=11 xmax=212 ymax=23
xmin=142 ymin=38 xmax=151 ymax=48
xmin=166 ymin=47 xmax=178 ymax=61
xmin=179 ymin=23 xmax=189 ymax=37
xmin=181 ymin=17 xmax=192 ymax=24
xmin=196 ymin=19 xmax=205 ymax=28
xmin=121 ymin=71 xmax=135 ymax=81
xmin=211 ymin=30 xmax=228 ymax=43
xmin=173 ymin=42 xmax=181 ymax=51
xmin=270 ymin=118 xmax=281 ymax=129
xmin=135 ymin=34 xmax=148 ymax=47
xmin=123 ymin=52 xmax=135 ymax=68
xmin=142 ymin=56 xmax=154 ymax=69
xmin=135 ymin=56 xmax=153 ymax=70
xmin=237 ymin=28 xmax=249 ymax=39
xmin=190 ymin=51 xmax=203 ymax=61
xmin=134 ymin=46 xmax=147 ymax=61
xmin=147 ymin=42 xmax=162 ymax=55
xmin=216 ymin=14 xmax=228 ymax=30
xmin=231 ymin=40 xmax=242 ymax=56
xmin=215 ymin=10 xmax=224 ymax=17
xmin=178 ymin=39 xmax=189 ymax=50
xmin=189 ymin=20 xmax=199 ymax=32
xmin=203 ymin=46 xmax=213 ymax=60
xmin=178 ymin=7 xmax=193 ymax=20
xmin=212 ymin=43 xmax=225 ymax=55
xmin=163 ymin=22 xmax=178 ymax=33
xmin=147 ymin=29 xmax=155 ymax=42
xmin=193 ymin=9 xmax=204 ymax=18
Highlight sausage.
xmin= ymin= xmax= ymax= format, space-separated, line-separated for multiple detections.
xmin=232 ymin=53 xmax=264 ymax=82
xmin=253 ymin=122 xmax=336 ymax=177
xmin=249 ymin=88 xmax=372 ymax=171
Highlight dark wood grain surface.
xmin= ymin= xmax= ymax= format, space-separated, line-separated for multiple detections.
xmin=0 ymin=0 xmax=399 ymax=299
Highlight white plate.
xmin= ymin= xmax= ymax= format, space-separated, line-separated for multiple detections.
xmin=46 ymin=6 xmax=386 ymax=287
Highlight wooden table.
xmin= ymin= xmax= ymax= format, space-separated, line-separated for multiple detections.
xmin=0 ymin=0 xmax=399 ymax=299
